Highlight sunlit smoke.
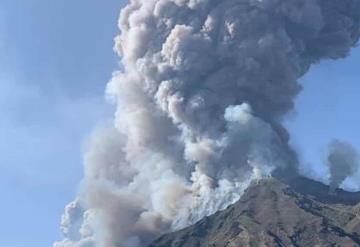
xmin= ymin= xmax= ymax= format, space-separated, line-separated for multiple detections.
xmin=54 ymin=0 xmax=360 ymax=246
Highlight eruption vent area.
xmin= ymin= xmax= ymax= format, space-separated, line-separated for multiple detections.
xmin=54 ymin=0 xmax=360 ymax=246
xmin=327 ymin=139 xmax=360 ymax=193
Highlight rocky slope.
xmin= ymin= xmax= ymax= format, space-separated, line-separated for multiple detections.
xmin=150 ymin=176 xmax=360 ymax=247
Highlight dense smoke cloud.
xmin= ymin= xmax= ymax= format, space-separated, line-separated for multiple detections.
xmin=54 ymin=0 xmax=360 ymax=246
xmin=327 ymin=139 xmax=359 ymax=193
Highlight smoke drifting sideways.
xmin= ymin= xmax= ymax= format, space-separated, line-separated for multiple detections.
xmin=327 ymin=139 xmax=360 ymax=193
xmin=53 ymin=0 xmax=360 ymax=247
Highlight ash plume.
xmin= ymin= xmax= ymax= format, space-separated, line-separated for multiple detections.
xmin=54 ymin=0 xmax=360 ymax=247
xmin=327 ymin=139 xmax=359 ymax=193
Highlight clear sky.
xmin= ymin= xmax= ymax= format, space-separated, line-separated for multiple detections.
xmin=0 ymin=1 xmax=359 ymax=247
xmin=0 ymin=1 xmax=125 ymax=246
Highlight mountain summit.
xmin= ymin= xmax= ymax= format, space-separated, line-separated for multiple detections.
xmin=150 ymin=176 xmax=360 ymax=246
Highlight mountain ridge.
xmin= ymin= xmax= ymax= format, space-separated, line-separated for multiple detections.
xmin=150 ymin=176 xmax=360 ymax=247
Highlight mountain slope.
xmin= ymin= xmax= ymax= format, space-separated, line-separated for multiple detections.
xmin=150 ymin=177 xmax=360 ymax=247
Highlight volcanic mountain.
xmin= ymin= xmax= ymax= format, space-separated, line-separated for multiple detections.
xmin=150 ymin=175 xmax=360 ymax=247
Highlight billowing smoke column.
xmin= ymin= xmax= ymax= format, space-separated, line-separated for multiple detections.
xmin=327 ymin=139 xmax=359 ymax=193
xmin=54 ymin=0 xmax=360 ymax=246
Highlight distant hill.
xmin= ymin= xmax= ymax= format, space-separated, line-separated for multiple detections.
xmin=150 ymin=175 xmax=360 ymax=247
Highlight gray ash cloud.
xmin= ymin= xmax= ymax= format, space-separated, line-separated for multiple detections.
xmin=54 ymin=1 xmax=360 ymax=246
xmin=327 ymin=139 xmax=359 ymax=193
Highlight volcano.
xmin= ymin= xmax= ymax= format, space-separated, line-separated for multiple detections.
xmin=54 ymin=0 xmax=360 ymax=245
xmin=150 ymin=175 xmax=360 ymax=247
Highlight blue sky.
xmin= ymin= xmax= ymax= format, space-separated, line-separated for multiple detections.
xmin=0 ymin=1 xmax=359 ymax=247
xmin=0 ymin=1 xmax=125 ymax=246
xmin=286 ymin=48 xmax=360 ymax=185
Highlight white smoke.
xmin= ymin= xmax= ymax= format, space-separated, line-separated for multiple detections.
xmin=327 ymin=139 xmax=359 ymax=193
xmin=54 ymin=0 xmax=360 ymax=246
